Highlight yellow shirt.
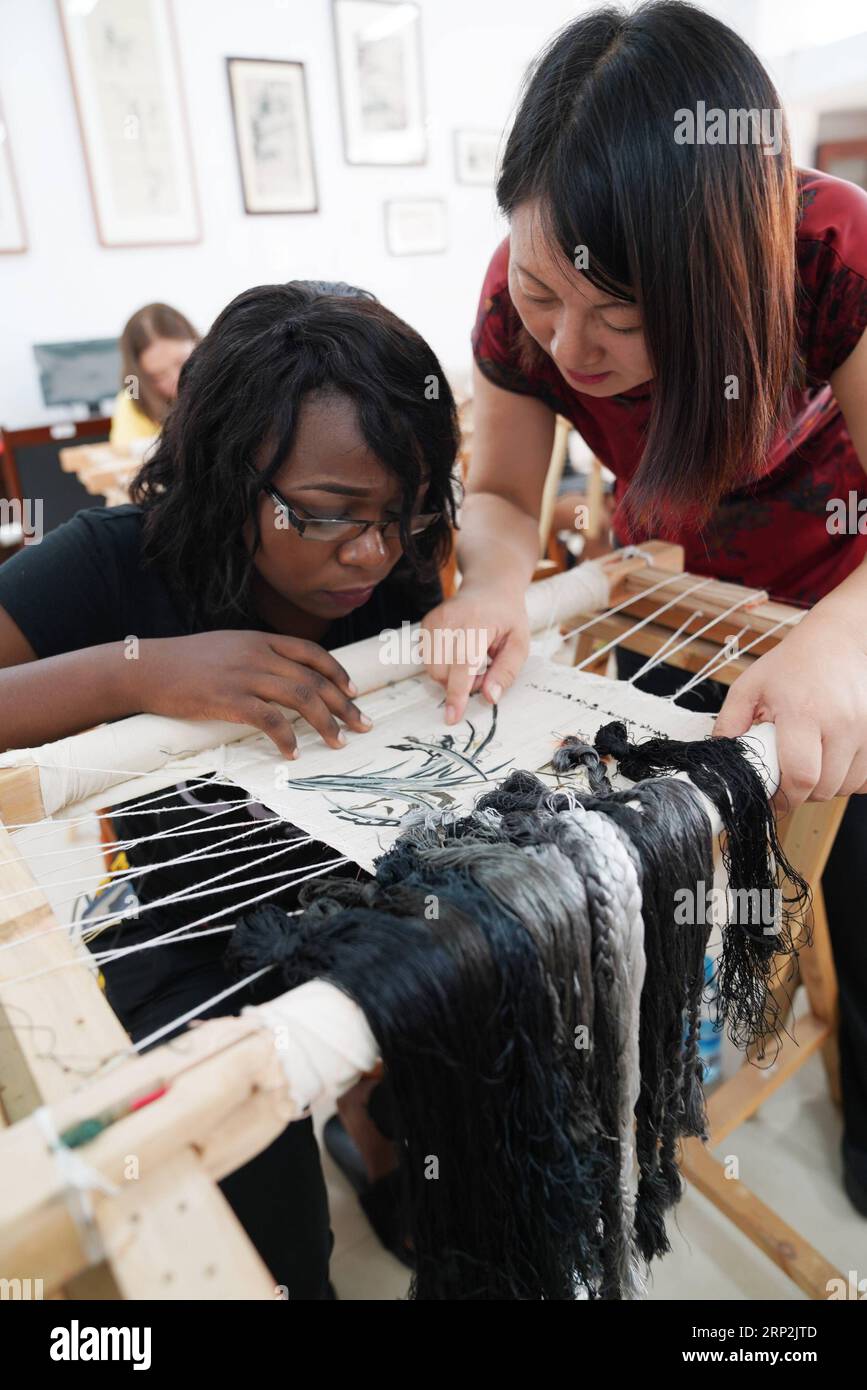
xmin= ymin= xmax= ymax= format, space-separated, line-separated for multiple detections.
xmin=109 ymin=391 xmax=160 ymax=447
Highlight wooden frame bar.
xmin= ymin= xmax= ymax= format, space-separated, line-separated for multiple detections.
xmin=0 ymin=824 xmax=287 ymax=1298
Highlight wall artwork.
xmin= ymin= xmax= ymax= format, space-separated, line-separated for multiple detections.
xmin=384 ymin=197 xmax=446 ymax=255
xmin=454 ymin=129 xmax=500 ymax=186
xmin=816 ymin=138 xmax=867 ymax=193
xmin=333 ymin=0 xmax=426 ymax=165
xmin=0 ymin=101 xmax=26 ymax=253
xmin=57 ymin=0 xmax=200 ymax=246
xmin=227 ymin=58 xmax=318 ymax=214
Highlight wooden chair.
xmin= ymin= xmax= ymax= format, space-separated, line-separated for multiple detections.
xmin=536 ymin=415 xmax=572 ymax=558
xmin=0 ymin=419 xmax=112 ymax=543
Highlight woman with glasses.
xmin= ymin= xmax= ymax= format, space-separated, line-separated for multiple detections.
xmin=0 ymin=280 xmax=459 ymax=1297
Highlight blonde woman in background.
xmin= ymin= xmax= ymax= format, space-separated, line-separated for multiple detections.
xmin=110 ymin=303 xmax=198 ymax=446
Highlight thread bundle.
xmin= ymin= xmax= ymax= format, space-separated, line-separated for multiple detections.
xmin=228 ymin=722 xmax=809 ymax=1300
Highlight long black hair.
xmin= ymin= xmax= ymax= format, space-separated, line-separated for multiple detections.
xmin=132 ymin=280 xmax=459 ymax=626
xmin=497 ymin=0 xmax=799 ymax=535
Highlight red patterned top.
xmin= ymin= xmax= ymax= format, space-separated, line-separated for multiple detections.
xmin=471 ymin=168 xmax=867 ymax=606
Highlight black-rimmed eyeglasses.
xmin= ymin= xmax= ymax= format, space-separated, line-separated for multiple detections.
xmin=262 ymin=482 xmax=442 ymax=544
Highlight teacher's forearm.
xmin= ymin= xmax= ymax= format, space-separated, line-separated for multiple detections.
xmin=456 ymin=492 xmax=540 ymax=596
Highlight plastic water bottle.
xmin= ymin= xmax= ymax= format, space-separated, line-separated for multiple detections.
xmin=696 ymin=953 xmax=723 ymax=1087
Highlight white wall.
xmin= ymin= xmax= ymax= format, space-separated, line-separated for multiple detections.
xmin=0 ymin=0 xmax=593 ymax=427
xmin=1 ymin=0 xmax=865 ymax=429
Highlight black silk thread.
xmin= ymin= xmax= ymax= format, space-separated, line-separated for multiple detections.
xmin=589 ymin=721 xmax=810 ymax=1049
xmin=228 ymin=721 xmax=810 ymax=1299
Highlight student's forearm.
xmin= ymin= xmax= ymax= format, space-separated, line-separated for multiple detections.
xmin=0 ymin=643 xmax=140 ymax=751
xmin=456 ymin=492 xmax=540 ymax=596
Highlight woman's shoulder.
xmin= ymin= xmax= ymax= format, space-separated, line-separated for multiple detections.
xmin=473 ymin=238 xmax=514 ymax=343
xmin=479 ymin=237 xmax=512 ymax=299
xmin=0 ymin=504 xmax=185 ymax=658
xmin=795 ymin=167 xmax=867 ymax=380
xmin=0 ymin=505 xmax=154 ymax=603
xmin=796 ymin=167 xmax=867 ymax=279
xmin=67 ymin=502 xmax=147 ymax=553
xmin=110 ymin=392 xmax=158 ymax=446
xmin=75 ymin=504 xmax=191 ymax=618
xmin=1 ymin=503 xmax=145 ymax=568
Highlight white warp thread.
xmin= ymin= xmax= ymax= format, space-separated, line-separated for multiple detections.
xmin=34 ymin=1105 xmax=119 ymax=1265
xmin=246 ymin=979 xmax=379 ymax=1114
xmin=0 ymin=716 xmax=250 ymax=818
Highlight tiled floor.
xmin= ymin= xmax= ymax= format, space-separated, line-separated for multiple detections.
xmin=317 ymin=1008 xmax=867 ymax=1301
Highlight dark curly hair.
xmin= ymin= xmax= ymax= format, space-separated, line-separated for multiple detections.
xmin=131 ymin=280 xmax=459 ymax=626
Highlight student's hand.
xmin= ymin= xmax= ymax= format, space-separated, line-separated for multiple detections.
xmin=132 ymin=631 xmax=371 ymax=759
xmin=420 ymin=584 xmax=530 ymax=725
xmin=714 ymin=610 xmax=867 ymax=812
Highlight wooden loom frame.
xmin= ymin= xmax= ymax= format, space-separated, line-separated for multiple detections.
xmin=0 ymin=544 xmax=848 ymax=1300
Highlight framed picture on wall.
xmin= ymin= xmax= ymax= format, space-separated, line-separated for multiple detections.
xmin=384 ymin=198 xmax=446 ymax=256
xmin=227 ymin=58 xmax=318 ymax=214
xmin=0 ymin=102 xmax=27 ymax=254
xmin=57 ymin=0 xmax=200 ymax=247
xmin=333 ymin=0 xmax=427 ymax=166
xmin=816 ymin=139 xmax=867 ymax=193
xmin=454 ymin=130 xmax=500 ymax=186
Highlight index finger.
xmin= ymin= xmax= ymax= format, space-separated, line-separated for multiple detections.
xmin=267 ymin=635 xmax=357 ymax=696
xmin=444 ymin=661 xmax=479 ymax=726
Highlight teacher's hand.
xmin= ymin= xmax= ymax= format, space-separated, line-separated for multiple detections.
xmin=713 ymin=611 xmax=867 ymax=811
xmin=420 ymin=584 xmax=530 ymax=725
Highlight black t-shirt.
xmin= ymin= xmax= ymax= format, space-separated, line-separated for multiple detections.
xmin=0 ymin=503 xmax=441 ymax=658
xmin=0 ymin=505 xmax=443 ymax=1040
